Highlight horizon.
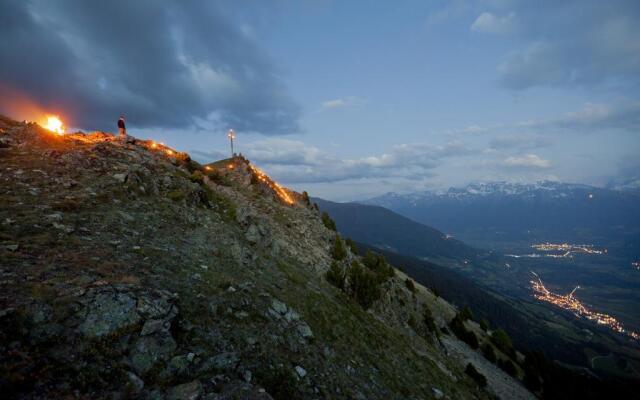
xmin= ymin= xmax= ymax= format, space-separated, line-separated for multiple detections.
xmin=1 ymin=0 xmax=639 ymax=201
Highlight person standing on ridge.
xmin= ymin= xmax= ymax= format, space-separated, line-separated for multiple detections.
xmin=117 ymin=115 xmax=126 ymax=137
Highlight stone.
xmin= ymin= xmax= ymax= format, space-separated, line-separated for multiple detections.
xmin=294 ymin=365 xmax=307 ymax=378
xmin=297 ymin=323 xmax=313 ymax=339
xmin=125 ymin=371 xmax=144 ymax=393
xmin=0 ymin=308 xmax=15 ymax=318
xmin=45 ymin=213 xmax=63 ymax=221
xmin=270 ymin=299 xmax=287 ymax=315
xmin=199 ymin=352 xmax=239 ymax=373
xmin=5 ymin=244 xmax=19 ymax=252
xmin=168 ymin=354 xmax=191 ymax=375
xmin=140 ymin=319 xmax=168 ymax=336
xmin=130 ymin=331 xmax=177 ymax=374
xmin=136 ymin=295 xmax=175 ymax=319
xmin=167 ymin=380 xmax=202 ymax=400
xmin=118 ymin=211 xmax=134 ymax=221
xmin=245 ymin=224 xmax=261 ymax=244
xmin=283 ymin=309 xmax=300 ymax=322
xmin=113 ymin=173 xmax=128 ymax=183
xmin=79 ymin=291 xmax=140 ymax=338
xmin=234 ymin=311 xmax=249 ymax=319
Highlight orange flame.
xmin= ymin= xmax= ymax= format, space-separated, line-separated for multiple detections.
xmin=248 ymin=163 xmax=294 ymax=205
xmin=44 ymin=115 xmax=65 ymax=135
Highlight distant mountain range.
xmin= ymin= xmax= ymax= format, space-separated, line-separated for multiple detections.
xmin=313 ymin=197 xmax=477 ymax=261
xmin=362 ymin=181 xmax=640 ymax=248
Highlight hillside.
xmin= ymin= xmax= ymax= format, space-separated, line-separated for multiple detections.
xmin=313 ymin=198 xmax=477 ymax=262
xmin=0 ymin=116 xmax=534 ymax=399
xmin=353 ymin=244 xmax=640 ymax=398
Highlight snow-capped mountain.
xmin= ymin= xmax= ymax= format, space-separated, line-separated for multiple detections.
xmin=368 ymin=181 xmax=596 ymax=206
xmin=363 ymin=181 xmax=640 ymax=248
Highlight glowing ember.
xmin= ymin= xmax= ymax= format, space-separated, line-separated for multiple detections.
xmin=248 ymin=163 xmax=294 ymax=205
xmin=530 ymin=272 xmax=639 ymax=341
xmin=44 ymin=115 xmax=65 ymax=135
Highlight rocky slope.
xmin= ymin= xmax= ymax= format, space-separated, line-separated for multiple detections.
xmin=0 ymin=115 xmax=532 ymax=399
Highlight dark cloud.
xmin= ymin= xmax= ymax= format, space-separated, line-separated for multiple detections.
xmin=0 ymin=0 xmax=299 ymax=134
xmin=474 ymin=0 xmax=640 ymax=90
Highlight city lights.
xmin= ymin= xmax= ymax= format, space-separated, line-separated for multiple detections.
xmin=530 ymin=272 xmax=639 ymax=341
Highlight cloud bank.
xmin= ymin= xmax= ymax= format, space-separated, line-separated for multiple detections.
xmin=0 ymin=0 xmax=299 ymax=134
xmin=483 ymin=0 xmax=640 ymax=90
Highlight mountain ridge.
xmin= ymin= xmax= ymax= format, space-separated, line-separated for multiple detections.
xmin=0 ymin=115 xmax=532 ymax=399
xmin=363 ymin=180 xmax=640 ymax=248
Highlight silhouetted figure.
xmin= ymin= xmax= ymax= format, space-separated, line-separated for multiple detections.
xmin=117 ymin=115 xmax=126 ymax=136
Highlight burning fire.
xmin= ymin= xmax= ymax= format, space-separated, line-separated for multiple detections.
xmin=248 ymin=163 xmax=294 ymax=205
xmin=44 ymin=115 xmax=65 ymax=135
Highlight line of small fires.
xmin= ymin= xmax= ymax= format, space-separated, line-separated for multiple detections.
xmin=34 ymin=115 xmax=295 ymax=205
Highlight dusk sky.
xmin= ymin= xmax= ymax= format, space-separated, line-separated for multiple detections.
xmin=1 ymin=0 xmax=639 ymax=200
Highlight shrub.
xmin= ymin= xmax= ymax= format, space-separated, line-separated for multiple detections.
xmin=423 ymin=306 xmax=439 ymax=336
xmin=498 ymin=359 xmax=518 ymax=377
xmin=348 ymin=261 xmax=381 ymax=309
xmin=345 ymin=238 xmax=359 ymax=254
xmin=482 ymin=344 xmax=497 ymax=363
xmin=479 ymin=319 xmax=489 ymax=332
xmin=167 ymin=190 xmax=186 ymax=201
xmin=362 ymin=250 xmax=395 ymax=282
xmin=459 ymin=306 xmax=474 ymax=322
xmin=450 ymin=314 xmax=479 ymax=349
xmin=189 ymin=170 xmax=204 ymax=184
xmin=404 ymin=278 xmax=416 ymax=293
xmin=331 ymin=235 xmax=347 ymax=261
xmin=491 ymin=329 xmax=516 ymax=358
xmin=326 ymin=261 xmax=346 ymax=290
xmin=465 ymin=363 xmax=487 ymax=387
xmin=207 ymin=169 xmax=231 ymax=186
xmin=408 ymin=315 xmax=420 ymax=331
xmin=321 ymin=212 xmax=336 ymax=231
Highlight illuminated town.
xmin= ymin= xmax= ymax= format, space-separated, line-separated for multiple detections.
xmin=530 ymin=272 xmax=640 ymax=341
xmin=507 ymin=242 xmax=606 ymax=258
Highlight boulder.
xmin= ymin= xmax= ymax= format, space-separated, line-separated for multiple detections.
xmin=167 ymin=380 xmax=202 ymax=400
xmin=79 ymin=291 xmax=140 ymax=338
xmin=130 ymin=330 xmax=177 ymax=374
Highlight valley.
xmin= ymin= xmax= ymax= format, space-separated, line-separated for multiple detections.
xmin=317 ymin=195 xmax=640 ymax=389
